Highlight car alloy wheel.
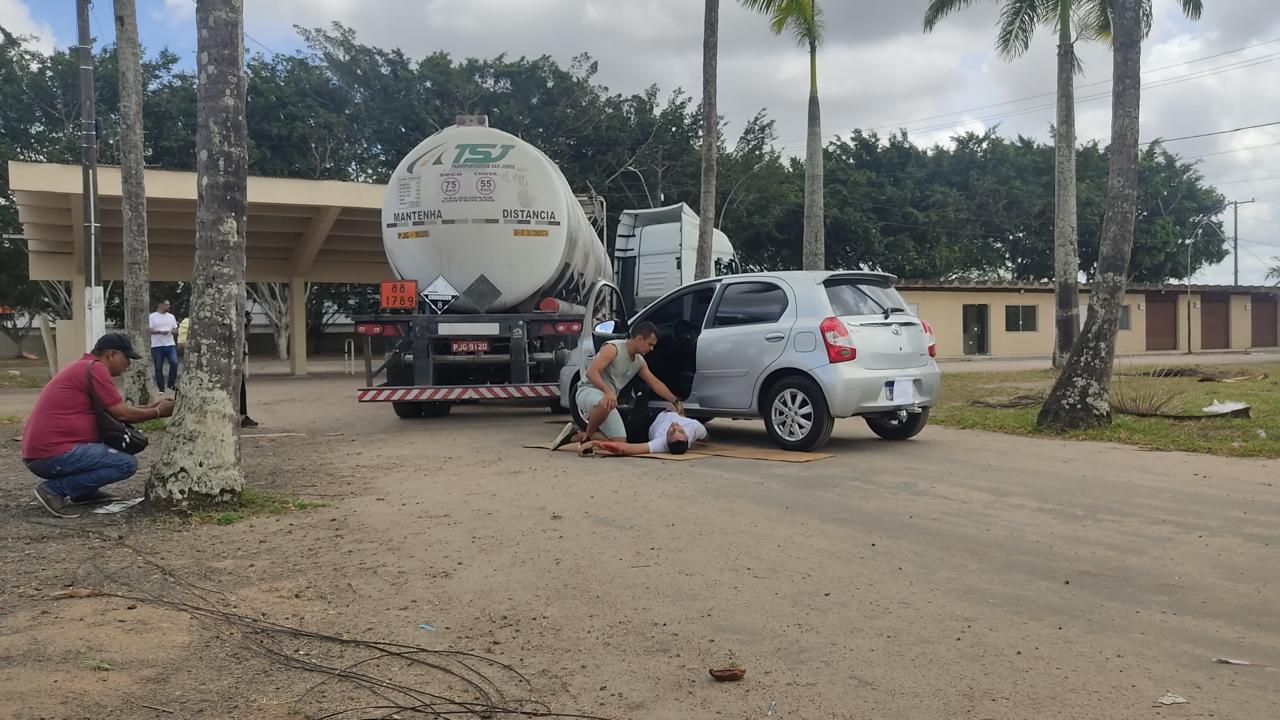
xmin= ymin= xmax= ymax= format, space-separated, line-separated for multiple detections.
xmin=771 ymin=388 xmax=814 ymax=442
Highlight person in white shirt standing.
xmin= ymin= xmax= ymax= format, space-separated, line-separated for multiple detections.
xmin=584 ymin=406 xmax=708 ymax=457
xmin=148 ymin=299 xmax=180 ymax=392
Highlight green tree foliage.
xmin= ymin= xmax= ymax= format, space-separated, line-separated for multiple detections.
xmin=0 ymin=22 xmax=1229 ymax=288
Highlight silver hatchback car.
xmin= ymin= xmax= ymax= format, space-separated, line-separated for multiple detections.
xmin=559 ymin=271 xmax=941 ymax=451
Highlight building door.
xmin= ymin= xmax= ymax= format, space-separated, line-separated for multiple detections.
xmin=1252 ymin=294 xmax=1278 ymax=347
xmin=1145 ymin=294 xmax=1178 ymax=351
xmin=1201 ymin=294 xmax=1229 ymax=350
xmin=962 ymin=304 xmax=989 ymax=355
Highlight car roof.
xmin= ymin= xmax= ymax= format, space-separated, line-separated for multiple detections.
xmin=713 ymin=270 xmax=900 ymax=285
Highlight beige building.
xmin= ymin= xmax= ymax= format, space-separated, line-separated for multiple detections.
xmin=900 ymin=281 xmax=1280 ymax=359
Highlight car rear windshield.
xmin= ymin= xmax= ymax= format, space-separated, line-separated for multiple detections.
xmin=825 ymin=279 xmax=910 ymax=317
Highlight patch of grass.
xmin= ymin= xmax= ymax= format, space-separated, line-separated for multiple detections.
xmin=934 ymin=362 xmax=1280 ymax=458
xmin=0 ymin=415 xmax=19 ymax=424
xmin=0 ymin=371 xmax=47 ymax=389
xmin=85 ymin=658 xmax=112 ymax=672
xmin=135 ymin=418 xmax=168 ymax=433
xmin=191 ymin=487 xmax=325 ymax=526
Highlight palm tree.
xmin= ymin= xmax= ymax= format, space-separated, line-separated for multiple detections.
xmin=1037 ymin=0 xmax=1144 ymax=429
xmin=147 ymin=0 xmax=248 ymax=505
xmin=113 ymin=0 xmax=155 ymax=407
xmin=695 ymin=0 xmax=720 ymax=280
xmin=923 ymin=0 xmax=1203 ymax=368
xmin=741 ymin=0 xmax=825 ymax=270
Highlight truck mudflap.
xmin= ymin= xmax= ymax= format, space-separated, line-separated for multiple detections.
xmin=357 ymin=383 xmax=560 ymax=402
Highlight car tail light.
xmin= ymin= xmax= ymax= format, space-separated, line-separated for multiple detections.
xmin=820 ymin=316 xmax=856 ymax=363
xmin=920 ymin=319 xmax=936 ymax=358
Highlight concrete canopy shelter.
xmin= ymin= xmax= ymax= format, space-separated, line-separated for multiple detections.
xmin=9 ymin=161 xmax=390 ymax=374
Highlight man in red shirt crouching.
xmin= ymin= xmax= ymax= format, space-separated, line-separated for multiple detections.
xmin=23 ymin=334 xmax=175 ymax=518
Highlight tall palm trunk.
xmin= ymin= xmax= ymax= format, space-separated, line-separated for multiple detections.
xmin=802 ymin=38 xmax=824 ymax=271
xmin=695 ymin=0 xmax=719 ymax=280
xmin=1051 ymin=0 xmax=1080 ymax=368
xmin=146 ymin=0 xmax=247 ymax=504
xmin=1037 ymin=0 xmax=1142 ymax=430
xmin=113 ymin=0 xmax=153 ymax=405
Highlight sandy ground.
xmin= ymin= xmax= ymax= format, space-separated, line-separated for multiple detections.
xmin=2 ymin=374 xmax=1278 ymax=719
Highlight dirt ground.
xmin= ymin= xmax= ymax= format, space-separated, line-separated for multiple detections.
xmin=2 ymin=373 xmax=1277 ymax=719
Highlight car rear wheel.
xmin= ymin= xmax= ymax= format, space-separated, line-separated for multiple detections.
xmin=762 ymin=376 xmax=835 ymax=452
xmin=865 ymin=408 xmax=929 ymax=440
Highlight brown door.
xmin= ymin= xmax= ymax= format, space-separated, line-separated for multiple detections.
xmin=1145 ymin=294 xmax=1178 ymax=351
xmin=1253 ymin=295 xmax=1278 ymax=347
xmin=1201 ymin=294 xmax=1229 ymax=350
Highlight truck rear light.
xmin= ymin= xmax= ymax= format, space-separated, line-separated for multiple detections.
xmin=554 ymin=321 xmax=583 ymax=334
xmin=920 ymin=319 xmax=936 ymax=358
xmin=820 ymin=316 xmax=856 ymax=363
xmin=356 ymin=323 xmax=403 ymax=337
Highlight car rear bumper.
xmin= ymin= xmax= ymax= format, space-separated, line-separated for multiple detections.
xmin=812 ymin=360 xmax=941 ymax=417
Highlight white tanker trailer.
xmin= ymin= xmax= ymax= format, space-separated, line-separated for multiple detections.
xmin=354 ymin=115 xmax=737 ymax=418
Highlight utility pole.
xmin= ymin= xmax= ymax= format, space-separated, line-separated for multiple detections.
xmin=77 ymin=0 xmax=105 ymax=349
xmin=1225 ymin=198 xmax=1256 ymax=286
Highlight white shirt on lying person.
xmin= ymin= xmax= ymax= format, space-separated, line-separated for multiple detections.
xmin=647 ymin=410 xmax=708 ymax=454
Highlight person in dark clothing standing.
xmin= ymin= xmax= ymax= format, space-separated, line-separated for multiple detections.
xmin=240 ymin=310 xmax=259 ymax=428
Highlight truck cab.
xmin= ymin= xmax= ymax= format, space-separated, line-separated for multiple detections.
xmin=612 ymin=204 xmax=739 ymax=316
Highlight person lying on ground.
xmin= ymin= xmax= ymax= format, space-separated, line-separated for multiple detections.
xmin=550 ymin=320 xmax=682 ymax=449
xmin=581 ymin=406 xmax=708 ymax=457
xmin=23 ymin=333 xmax=175 ymax=518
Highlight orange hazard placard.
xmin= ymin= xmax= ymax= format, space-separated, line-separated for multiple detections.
xmin=380 ymin=280 xmax=418 ymax=310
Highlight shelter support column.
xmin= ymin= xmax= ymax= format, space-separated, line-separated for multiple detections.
xmin=290 ymin=278 xmax=307 ymax=376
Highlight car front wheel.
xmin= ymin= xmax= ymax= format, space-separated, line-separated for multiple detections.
xmin=865 ymin=408 xmax=930 ymax=440
xmin=762 ymin=376 xmax=835 ymax=452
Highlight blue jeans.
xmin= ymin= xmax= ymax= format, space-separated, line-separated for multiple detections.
xmin=152 ymin=345 xmax=178 ymax=390
xmin=25 ymin=443 xmax=138 ymax=499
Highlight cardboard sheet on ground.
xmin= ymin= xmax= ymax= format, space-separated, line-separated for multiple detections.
xmin=524 ymin=441 xmax=831 ymax=463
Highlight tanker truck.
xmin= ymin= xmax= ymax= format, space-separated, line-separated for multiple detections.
xmin=354 ymin=115 xmax=738 ymax=418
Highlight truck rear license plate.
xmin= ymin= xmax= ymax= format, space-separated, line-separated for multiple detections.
xmin=451 ymin=340 xmax=489 ymax=353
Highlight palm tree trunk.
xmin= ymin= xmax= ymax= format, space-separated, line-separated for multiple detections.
xmin=801 ymin=38 xmax=824 ymax=271
xmin=146 ymin=0 xmax=247 ymax=505
xmin=1037 ymin=0 xmax=1142 ymax=430
xmin=1051 ymin=0 xmax=1080 ymax=368
xmin=695 ymin=0 xmax=719 ymax=280
xmin=113 ymin=0 xmax=154 ymax=405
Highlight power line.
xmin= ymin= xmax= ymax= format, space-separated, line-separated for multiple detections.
xmin=1186 ymin=141 xmax=1280 ymax=160
xmin=779 ymin=44 xmax=1280 ymax=149
xmin=1154 ymin=120 xmax=1280 ymax=144
xmin=1215 ymin=176 xmax=1280 ymax=185
xmin=860 ymin=36 xmax=1280 ymax=132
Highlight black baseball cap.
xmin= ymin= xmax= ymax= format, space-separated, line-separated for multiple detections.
xmin=93 ymin=332 xmax=143 ymax=359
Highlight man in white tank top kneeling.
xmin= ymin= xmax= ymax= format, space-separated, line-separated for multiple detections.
xmin=551 ymin=321 xmax=684 ymax=453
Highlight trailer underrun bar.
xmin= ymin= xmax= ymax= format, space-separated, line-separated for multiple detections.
xmin=358 ymin=384 xmax=560 ymax=402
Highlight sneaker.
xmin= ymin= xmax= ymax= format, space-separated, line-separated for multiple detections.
xmin=550 ymin=422 xmax=577 ymax=451
xmin=33 ymin=485 xmax=82 ymax=519
xmin=240 ymin=416 xmax=260 ymax=428
xmin=68 ymin=489 xmax=117 ymax=506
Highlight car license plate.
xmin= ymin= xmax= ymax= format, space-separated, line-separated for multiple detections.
xmin=885 ymin=378 xmax=916 ymax=403
xmin=451 ymin=340 xmax=489 ymax=353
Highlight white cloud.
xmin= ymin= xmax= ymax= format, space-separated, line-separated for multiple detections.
xmin=0 ymin=0 xmax=59 ymax=52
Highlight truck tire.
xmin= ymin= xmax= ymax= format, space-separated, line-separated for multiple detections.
xmin=393 ymin=402 xmax=423 ymax=419
xmin=548 ymin=398 xmax=569 ymax=414
xmin=762 ymin=375 xmax=835 ymax=452
xmin=865 ymin=408 xmax=929 ymax=440
xmin=420 ymin=402 xmax=452 ymax=418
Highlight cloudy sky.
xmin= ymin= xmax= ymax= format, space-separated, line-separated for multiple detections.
xmin=7 ymin=0 xmax=1279 ymax=284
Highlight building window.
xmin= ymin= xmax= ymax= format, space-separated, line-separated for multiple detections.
xmin=1005 ymin=305 xmax=1037 ymax=332
xmin=1119 ymin=305 xmax=1131 ymax=331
